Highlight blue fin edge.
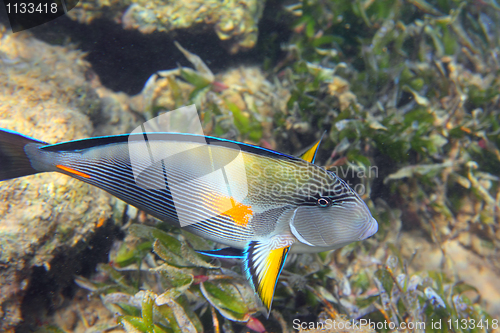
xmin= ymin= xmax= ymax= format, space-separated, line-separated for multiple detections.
xmin=196 ymin=247 xmax=244 ymax=259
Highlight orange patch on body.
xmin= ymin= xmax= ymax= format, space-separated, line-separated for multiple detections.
xmin=212 ymin=194 xmax=253 ymax=226
xmin=56 ymin=165 xmax=91 ymax=178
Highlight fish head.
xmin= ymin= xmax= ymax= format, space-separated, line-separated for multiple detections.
xmin=289 ymin=169 xmax=378 ymax=251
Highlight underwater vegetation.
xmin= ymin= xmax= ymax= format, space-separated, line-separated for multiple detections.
xmin=271 ymin=0 xmax=500 ymax=326
xmin=133 ymin=41 xmax=286 ymax=145
xmin=1 ymin=0 xmax=500 ymax=331
xmin=68 ymin=222 xmax=497 ymax=333
xmin=74 ymin=224 xmax=266 ymax=333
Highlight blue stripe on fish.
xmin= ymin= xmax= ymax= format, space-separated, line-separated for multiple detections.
xmin=196 ymin=247 xmax=244 ymax=259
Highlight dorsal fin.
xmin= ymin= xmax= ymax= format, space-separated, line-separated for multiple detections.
xmin=40 ymin=132 xmax=300 ymax=161
xmin=298 ymin=131 xmax=326 ymax=163
xmin=243 ymin=238 xmax=293 ymax=316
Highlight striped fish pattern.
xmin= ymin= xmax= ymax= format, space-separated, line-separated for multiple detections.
xmin=0 ymin=128 xmax=378 ymax=315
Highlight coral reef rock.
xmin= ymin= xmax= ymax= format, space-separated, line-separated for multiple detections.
xmin=68 ymin=0 xmax=264 ymax=54
xmin=0 ymin=25 xmax=138 ymax=331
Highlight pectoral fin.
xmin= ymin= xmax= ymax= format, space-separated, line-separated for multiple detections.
xmin=243 ymin=238 xmax=293 ymax=315
xmin=197 ymin=247 xmax=244 ymax=259
xmin=298 ymin=131 xmax=325 ymax=163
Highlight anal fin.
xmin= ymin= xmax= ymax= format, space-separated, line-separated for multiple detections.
xmin=243 ymin=238 xmax=293 ymax=316
xmin=197 ymin=247 xmax=244 ymax=259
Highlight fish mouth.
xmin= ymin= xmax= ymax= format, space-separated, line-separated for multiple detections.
xmin=359 ymin=217 xmax=378 ymax=240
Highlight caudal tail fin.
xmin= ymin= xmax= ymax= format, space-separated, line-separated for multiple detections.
xmin=0 ymin=129 xmax=48 ymax=181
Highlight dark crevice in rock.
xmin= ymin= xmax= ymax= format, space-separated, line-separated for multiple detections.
xmin=30 ymin=0 xmax=291 ymax=96
xmin=16 ymin=221 xmax=123 ymax=332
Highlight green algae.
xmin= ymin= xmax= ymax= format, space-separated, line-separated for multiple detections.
xmin=74 ymin=224 xmax=262 ymax=332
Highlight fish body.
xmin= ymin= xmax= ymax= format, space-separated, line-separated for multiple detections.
xmin=0 ymin=128 xmax=378 ymax=314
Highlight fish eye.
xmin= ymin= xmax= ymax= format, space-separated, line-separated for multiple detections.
xmin=317 ymin=197 xmax=330 ymax=207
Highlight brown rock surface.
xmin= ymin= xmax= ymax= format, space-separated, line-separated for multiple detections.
xmin=0 ymin=26 xmax=138 ymax=330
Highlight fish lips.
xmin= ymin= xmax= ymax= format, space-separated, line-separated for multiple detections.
xmin=358 ymin=217 xmax=378 ymax=240
xmin=290 ymin=204 xmax=377 ymax=248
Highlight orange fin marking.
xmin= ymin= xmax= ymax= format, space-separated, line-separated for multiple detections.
xmin=96 ymin=217 xmax=106 ymax=228
xmin=56 ymin=165 xmax=91 ymax=178
xmin=212 ymin=194 xmax=253 ymax=226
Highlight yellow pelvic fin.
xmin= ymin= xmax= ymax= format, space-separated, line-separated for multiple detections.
xmin=299 ymin=131 xmax=326 ymax=163
xmin=56 ymin=165 xmax=91 ymax=178
xmin=244 ymin=239 xmax=292 ymax=315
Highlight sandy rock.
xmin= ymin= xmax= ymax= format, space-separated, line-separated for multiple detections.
xmin=68 ymin=0 xmax=264 ymax=54
xmin=399 ymin=232 xmax=500 ymax=317
xmin=0 ymin=26 xmax=138 ymax=330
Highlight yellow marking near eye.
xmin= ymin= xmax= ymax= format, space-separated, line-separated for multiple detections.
xmin=211 ymin=194 xmax=253 ymax=226
xmin=56 ymin=165 xmax=91 ymax=178
xmin=257 ymin=246 xmax=290 ymax=310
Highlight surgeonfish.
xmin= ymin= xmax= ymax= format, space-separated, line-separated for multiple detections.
xmin=0 ymin=128 xmax=378 ymax=314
